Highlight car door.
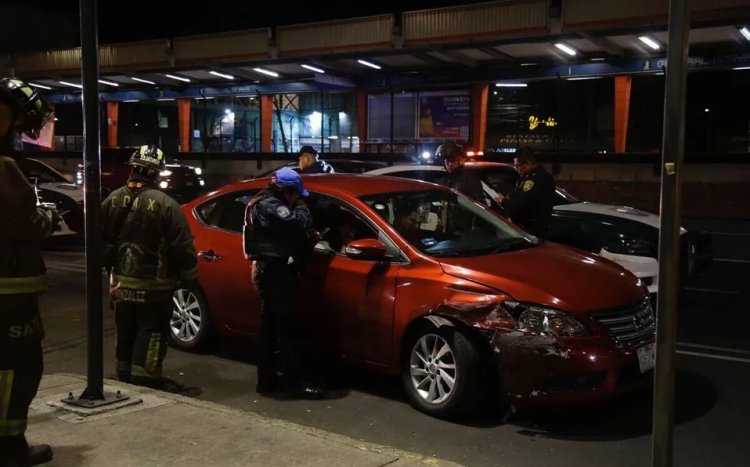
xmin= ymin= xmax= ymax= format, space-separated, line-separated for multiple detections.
xmin=193 ymin=189 xmax=261 ymax=336
xmin=301 ymin=194 xmax=402 ymax=366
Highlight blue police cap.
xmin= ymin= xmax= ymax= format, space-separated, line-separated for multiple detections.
xmin=273 ymin=167 xmax=309 ymax=197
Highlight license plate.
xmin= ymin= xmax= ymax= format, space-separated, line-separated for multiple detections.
xmin=637 ymin=342 xmax=656 ymax=373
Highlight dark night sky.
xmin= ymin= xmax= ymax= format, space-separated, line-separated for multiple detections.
xmin=1 ymin=0 xmax=487 ymax=53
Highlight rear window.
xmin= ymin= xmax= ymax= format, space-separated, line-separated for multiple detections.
xmin=196 ymin=190 xmax=257 ymax=233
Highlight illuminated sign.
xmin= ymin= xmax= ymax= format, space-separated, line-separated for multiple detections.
xmin=529 ymin=116 xmax=558 ymax=130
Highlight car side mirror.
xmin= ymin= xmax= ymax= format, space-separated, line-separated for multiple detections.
xmin=314 ymin=241 xmax=336 ymax=255
xmin=344 ymin=239 xmax=387 ymax=261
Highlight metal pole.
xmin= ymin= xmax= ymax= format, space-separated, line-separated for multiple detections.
xmin=652 ymin=0 xmax=689 ymax=465
xmin=79 ymin=0 xmax=104 ymax=401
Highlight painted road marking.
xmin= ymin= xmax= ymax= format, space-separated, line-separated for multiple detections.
xmin=677 ymin=342 xmax=750 ymax=357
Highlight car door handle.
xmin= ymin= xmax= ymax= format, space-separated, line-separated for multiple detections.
xmin=198 ymin=250 xmax=222 ymax=261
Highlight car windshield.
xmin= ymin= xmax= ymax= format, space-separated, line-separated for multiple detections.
xmin=361 ymin=189 xmax=536 ymax=257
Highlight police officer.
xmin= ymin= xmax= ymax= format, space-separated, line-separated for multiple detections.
xmin=243 ymin=168 xmax=323 ymax=399
xmin=435 ymin=142 xmax=484 ymax=202
xmin=101 ymin=145 xmax=198 ymax=392
xmin=0 ymin=78 xmax=57 ymax=466
xmin=496 ymin=147 xmax=555 ymax=238
xmin=298 ymin=145 xmax=334 ymax=174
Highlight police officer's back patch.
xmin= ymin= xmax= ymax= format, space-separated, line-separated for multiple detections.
xmin=522 ymin=180 xmax=535 ymax=192
xmin=275 ymin=205 xmax=291 ymax=218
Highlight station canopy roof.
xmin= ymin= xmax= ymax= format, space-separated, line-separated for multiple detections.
xmin=6 ymin=0 xmax=749 ymax=101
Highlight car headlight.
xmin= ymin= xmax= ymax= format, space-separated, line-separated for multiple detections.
xmin=159 ymin=181 xmax=169 ymax=189
xmin=160 ymin=170 xmax=173 ymax=177
xmin=603 ymin=237 xmax=654 ymax=257
xmin=194 ymin=167 xmax=202 ymax=175
xmin=503 ymin=301 xmax=589 ymax=337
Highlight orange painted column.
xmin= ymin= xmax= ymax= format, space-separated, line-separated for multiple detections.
xmin=357 ymin=90 xmax=367 ymax=153
xmin=471 ymin=83 xmax=489 ymax=152
xmin=177 ymin=98 xmax=191 ymax=153
xmin=260 ymin=94 xmax=273 ymax=153
xmin=614 ymin=75 xmax=632 ymax=154
xmin=106 ymin=101 xmax=118 ymax=148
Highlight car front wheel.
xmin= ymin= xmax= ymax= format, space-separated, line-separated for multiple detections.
xmin=402 ymin=326 xmax=481 ymax=419
xmin=169 ymin=287 xmax=210 ymax=351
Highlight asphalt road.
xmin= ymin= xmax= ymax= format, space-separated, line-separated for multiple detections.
xmin=39 ymin=218 xmax=750 ymax=467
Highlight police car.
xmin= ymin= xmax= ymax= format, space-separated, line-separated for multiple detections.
xmin=366 ymin=162 xmax=712 ymax=295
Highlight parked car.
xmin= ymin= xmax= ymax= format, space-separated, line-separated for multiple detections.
xmin=366 ymin=162 xmax=713 ymax=296
xmin=17 ymin=158 xmax=84 ymax=237
xmin=173 ymin=174 xmax=654 ymax=418
xmin=259 ymin=159 xmax=389 ymax=177
xmin=74 ymin=147 xmax=206 ymax=204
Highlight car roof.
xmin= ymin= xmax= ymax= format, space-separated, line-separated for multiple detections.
xmin=201 ymin=174 xmax=444 ymax=201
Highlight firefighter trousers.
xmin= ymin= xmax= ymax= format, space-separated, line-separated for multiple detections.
xmin=114 ymin=294 xmax=171 ymax=385
xmin=0 ymin=294 xmax=44 ymax=455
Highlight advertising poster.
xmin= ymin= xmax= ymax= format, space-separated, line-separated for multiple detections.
xmin=418 ymin=92 xmax=470 ymax=139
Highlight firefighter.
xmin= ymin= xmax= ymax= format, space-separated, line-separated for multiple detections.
xmin=243 ymin=168 xmax=324 ymax=399
xmin=435 ymin=142 xmax=484 ymax=202
xmin=496 ymin=147 xmax=555 ymax=238
xmin=0 ymin=77 xmax=57 ymax=466
xmin=101 ymin=145 xmax=198 ymax=392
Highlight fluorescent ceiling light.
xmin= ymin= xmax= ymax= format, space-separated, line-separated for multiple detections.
xmin=165 ymin=74 xmax=191 ymax=83
xmin=740 ymin=27 xmax=750 ymax=41
xmin=252 ymin=67 xmax=279 ymax=78
xmin=554 ymin=43 xmax=577 ymax=56
xmin=122 ymin=100 xmax=140 ymax=102
xmin=733 ymin=66 xmax=750 ymax=70
xmin=157 ymin=98 xmax=175 ymax=101
xmin=59 ymin=81 xmax=83 ymax=88
xmin=520 ymin=63 xmax=537 ymax=66
xmin=131 ymin=77 xmax=156 ymax=85
xmin=590 ymin=57 xmax=607 ymax=61
xmin=566 ymin=76 xmax=602 ymax=81
xmin=301 ymin=64 xmax=325 ymax=74
xmin=29 ymin=82 xmax=52 ymax=90
xmin=209 ymin=71 xmax=234 ymax=80
xmin=357 ymin=59 xmax=381 ymax=70
xmin=639 ymin=36 xmax=661 ymax=51
xmin=495 ymin=83 xmax=527 ymax=87
xmin=98 ymin=79 xmax=120 ymax=87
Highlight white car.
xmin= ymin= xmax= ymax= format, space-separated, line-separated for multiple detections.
xmin=367 ymin=162 xmax=712 ymax=295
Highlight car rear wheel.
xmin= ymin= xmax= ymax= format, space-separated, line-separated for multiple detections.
xmin=169 ymin=287 xmax=210 ymax=351
xmin=402 ymin=326 xmax=481 ymax=419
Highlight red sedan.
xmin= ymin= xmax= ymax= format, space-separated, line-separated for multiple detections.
xmin=172 ymin=174 xmax=655 ymax=418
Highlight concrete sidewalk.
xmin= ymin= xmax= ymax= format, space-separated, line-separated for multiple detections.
xmin=28 ymin=374 xmax=461 ymax=467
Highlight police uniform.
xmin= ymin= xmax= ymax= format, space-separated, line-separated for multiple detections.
xmin=0 ymin=156 xmax=57 ymax=460
xmin=501 ymin=165 xmax=555 ymax=238
xmin=101 ymin=149 xmax=198 ymax=387
xmin=300 ymin=159 xmax=335 ymax=174
xmin=243 ymin=182 xmax=313 ymax=394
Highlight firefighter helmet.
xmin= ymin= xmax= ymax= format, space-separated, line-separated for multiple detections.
xmin=129 ymin=145 xmax=166 ymax=171
xmin=0 ymin=78 xmax=54 ymax=139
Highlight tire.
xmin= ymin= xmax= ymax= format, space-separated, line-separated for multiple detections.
xmin=402 ymin=325 xmax=482 ymax=419
xmin=169 ymin=287 xmax=211 ymax=351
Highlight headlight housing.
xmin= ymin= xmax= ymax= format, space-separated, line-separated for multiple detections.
xmin=504 ymin=301 xmax=590 ymax=337
xmin=603 ymin=237 xmax=654 ymax=257
xmin=194 ymin=167 xmax=202 ymax=175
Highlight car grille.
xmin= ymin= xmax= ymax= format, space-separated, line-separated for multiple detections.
xmin=590 ymin=299 xmax=655 ymax=351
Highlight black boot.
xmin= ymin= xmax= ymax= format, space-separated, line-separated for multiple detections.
xmin=0 ymin=444 xmax=53 ymax=467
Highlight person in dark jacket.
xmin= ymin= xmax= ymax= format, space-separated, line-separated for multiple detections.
xmin=496 ymin=147 xmax=555 ymax=238
xmin=298 ymin=145 xmax=334 ymax=174
xmin=0 ymin=77 xmax=57 ymax=466
xmin=101 ymin=145 xmax=198 ymax=392
xmin=435 ymin=142 xmax=484 ymax=203
xmin=243 ymin=168 xmax=323 ymax=399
